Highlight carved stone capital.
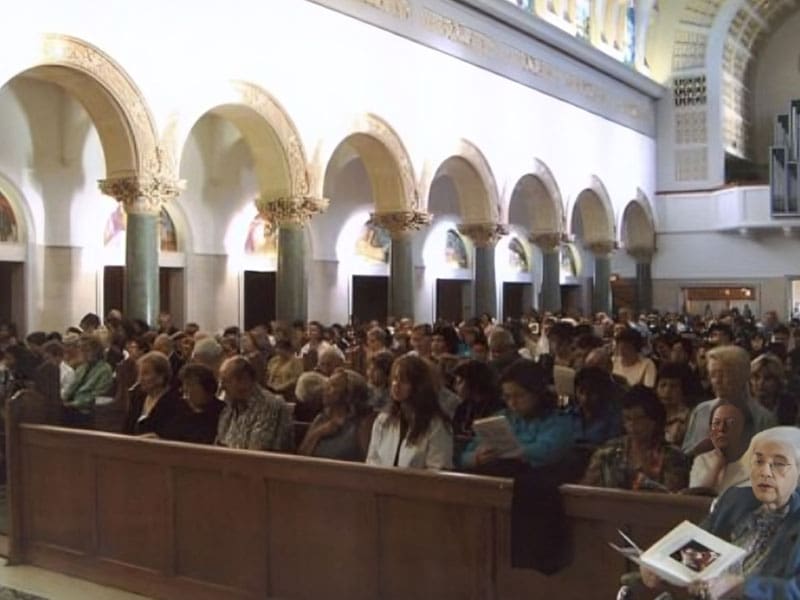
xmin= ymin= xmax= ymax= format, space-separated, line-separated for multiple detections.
xmin=256 ymin=195 xmax=329 ymax=228
xmin=458 ymin=222 xmax=508 ymax=247
xmin=99 ymin=174 xmax=184 ymax=215
xmin=368 ymin=210 xmax=431 ymax=238
xmin=585 ymin=240 xmax=616 ymax=257
xmin=627 ymin=246 xmax=654 ymax=263
xmin=528 ymin=232 xmax=563 ymax=253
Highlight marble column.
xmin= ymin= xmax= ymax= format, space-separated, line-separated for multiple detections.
xmin=530 ymin=233 xmax=562 ymax=314
xmin=587 ymin=241 xmax=615 ymax=316
xmin=629 ymin=248 xmax=654 ymax=314
xmin=257 ymin=195 xmax=328 ymax=323
xmin=99 ymin=176 xmax=181 ymax=326
xmin=459 ymin=222 xmax=507 ymax=320
xmin=370 ymin=210 xmax=430 ymax=320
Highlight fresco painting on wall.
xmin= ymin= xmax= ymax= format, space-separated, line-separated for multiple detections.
xmin=0 ymin=192 xmax=19 ymax=242
xmin=560 ymin=243 xmax=579 ymax=281
xmin=508 ymin=237 xmax=529 ymax=273
xmin=104 ymin=205 xmax=179 ymax=252
xmin=445 ymin=229 xmax=469 ymax=269
xmin=245 ymin=215 xmax=278 ymax=258
xmin=355 ymin=223 xmax=390 ymax=263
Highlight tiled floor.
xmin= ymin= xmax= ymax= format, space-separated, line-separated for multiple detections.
xmin=0 ymin=563 xmax=150 ymax=600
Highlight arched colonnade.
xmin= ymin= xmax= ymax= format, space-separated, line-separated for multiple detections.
xmin=0 ymin=34 xmax=657 ymax=329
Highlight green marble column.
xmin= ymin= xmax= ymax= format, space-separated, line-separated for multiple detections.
xmin=389 ymin=233 xmax=414 ymax=320
xmin=125 ymin=210 xmax=160 ymax=326
xmin=257 ymin=195 xmax=328 ymax=325
xmin=474 ymin=244 xmax=497 ymax=319
xmin=276 ymin=225 xmax=307 ymax=323
xmin=540 ymin=250 xmax=562 ymax=313
xmin=590 ymin=243 xmax=614 ymax=315
xmin=635 ymin=260 xmax=653 ymax=314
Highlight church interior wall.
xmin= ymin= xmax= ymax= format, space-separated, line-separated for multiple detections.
xmin=751 ymin=10 xmax=800 ymax=168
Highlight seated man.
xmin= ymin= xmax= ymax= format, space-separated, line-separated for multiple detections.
xmin=216 ymin=356 xmax=293 ymax=451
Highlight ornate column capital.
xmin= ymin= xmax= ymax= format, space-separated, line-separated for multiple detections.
xmin=585 ymin=240 xmax=616 ymax=258
xmin=457 ymin=222 xmax=508 ymax=248
xmin=368 ymin=210 xmax=431 ymax=239
xmin=99 ymin=174 xmax=184 ymax=215
xmin=627 ymin=246 xmax=654 ymax=263
xmin=256 ymin=195 xmax=329 ymax=228
xmin=528 ymin=232 xmax=563 ymax=253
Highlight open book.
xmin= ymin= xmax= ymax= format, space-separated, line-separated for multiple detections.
xmin=471 ymin=415 xmax=523 ymax=459
xmin=609 ymin=521 xmax=746 ymax=587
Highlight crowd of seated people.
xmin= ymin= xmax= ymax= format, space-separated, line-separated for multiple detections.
xmin=2 ymin=306 xmax=800 ymax=491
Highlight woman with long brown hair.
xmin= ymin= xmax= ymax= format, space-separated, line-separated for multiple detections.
xmin=366 ymin=354 xmax=452 ymax=469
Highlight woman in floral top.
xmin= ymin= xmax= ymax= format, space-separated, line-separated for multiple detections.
xmin=582 ymin=385 xmax=689 ymax=492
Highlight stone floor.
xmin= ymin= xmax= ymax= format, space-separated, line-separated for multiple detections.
xmin=0 ymin=563 xmax=150 ymax=600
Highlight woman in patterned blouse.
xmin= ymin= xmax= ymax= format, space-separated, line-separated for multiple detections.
xmin=581 ymin=385 xmax=690 ymax=492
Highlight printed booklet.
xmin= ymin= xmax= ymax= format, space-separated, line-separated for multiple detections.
xmin=609 ymin=521 xmax=746 ymax=586
xmin=471 ymin=415 xmax=524 ymax=459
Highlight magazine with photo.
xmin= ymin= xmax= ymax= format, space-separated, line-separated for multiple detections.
xmin=616 ymin=521 xmax=747 ymax=587
xmin=471 ymin=415 xmax=524 ymax=458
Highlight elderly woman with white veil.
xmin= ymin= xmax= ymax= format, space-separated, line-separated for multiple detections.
xmin=640 ymin=426 xmax=800 ymax=599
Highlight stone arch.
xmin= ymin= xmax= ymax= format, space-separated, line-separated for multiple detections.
xmin=506 ymin=158 xmax=565 ymax=235
xmin=568 ymin=175 xmax=615 ymax=244
xmin=315 ymin=113 xmax=418 ymax=212
xmin=171 ymin=80 xmax=310 ymax=200
xmin=422 ymin=139 xmax=499 ymax=224
xmin=619 ymin=190 xmax=656 ymax=254
xmin=0 ymin=34 xmax=161 ymax=180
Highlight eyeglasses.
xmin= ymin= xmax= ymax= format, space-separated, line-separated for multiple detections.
xmin=750 ymin=456 xmax=794 ymax=476
xmin=710 ymin=417 xmax=738 ymax=431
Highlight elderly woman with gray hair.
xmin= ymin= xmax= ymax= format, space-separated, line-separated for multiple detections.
xmin=682 ymin=345 xmax=776 ymax=456
xmin=640 ymin=426 xmax=800 ymax=599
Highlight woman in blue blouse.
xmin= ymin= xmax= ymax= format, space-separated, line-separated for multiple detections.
xmin=459 ymin=359 xmax=573 ymax=473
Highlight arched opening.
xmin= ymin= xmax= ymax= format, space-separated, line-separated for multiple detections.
xmin=318 ymin=132 xmax=408 ymax=324
xmin=425 ymin=151 xmax=496 ymax=322
xmin=570 ymin=180 xmax=615 ymax=315
xmin=178 ymin=93 xmax=305 ymax=331
xmin=508 ymin=169 xmax=564 ymax=314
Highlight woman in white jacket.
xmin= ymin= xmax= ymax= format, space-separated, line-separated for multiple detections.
xmin=366 ymin=354 xmax=453 ymax=470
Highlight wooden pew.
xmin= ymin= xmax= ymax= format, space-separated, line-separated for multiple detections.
xmin=5 ymin=395 xmax=711 ymax=600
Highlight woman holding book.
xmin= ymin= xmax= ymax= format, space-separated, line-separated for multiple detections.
xmin=640 ymin=426 xmax=800 ymax=600
xmin=458 ymin=359 xmax=573 ymax=474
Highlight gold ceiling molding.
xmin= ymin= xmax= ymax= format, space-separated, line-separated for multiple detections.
xmin=418 ymin=7 xmax=650 ymax=129
xmin=356 ymin=0 xmax=412 ymax=19
xmin=39 ymin=33 xmax=166 ymax=180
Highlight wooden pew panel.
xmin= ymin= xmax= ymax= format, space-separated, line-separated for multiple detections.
xmin=267 ymin=481 xmax=378 ymax=600
xmin=378 ymin=497 xmax=494 ymax=600
xmin=173 ymin=467 xmax=268 ymax=594
xmin=96 ymin=458 xmax=170 ymax=571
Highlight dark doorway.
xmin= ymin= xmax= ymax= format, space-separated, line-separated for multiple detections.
xmin=561 ymin=284 xmax=582 ymax=316
xmin=0 ymin=262 xmax=23 ymax=327
xmin=502 ymin=282 xmax=528 ymax=320
xmin=436 ymin=279 xmax=468 ymax=323
xmin=159 ymin=268 xmax=185 ymax=327
xmin=352 ymin=276 xmax=388 ymax=325
xmin=103 ymin=266 xmax=124 ymax=318
xmin=244 ymin=271 xmax=276 ymax=329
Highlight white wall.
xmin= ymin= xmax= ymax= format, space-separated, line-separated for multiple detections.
xmin=0 ymin=0 xmax=659 ymax=330
xmin=752 ymin=10 xmax=800 ymax=166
